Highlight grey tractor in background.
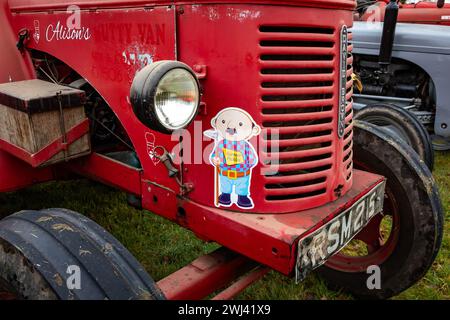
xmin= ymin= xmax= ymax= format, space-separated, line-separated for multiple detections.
xmin=351 ymin=21 xmax=450 ymax=160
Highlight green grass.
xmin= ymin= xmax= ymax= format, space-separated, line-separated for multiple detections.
xmin=0 ymin=152 xmax=448 ymax=300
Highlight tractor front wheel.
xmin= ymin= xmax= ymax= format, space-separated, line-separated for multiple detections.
xmin=0 ymin=208 xmax=165 ymax=300
xmin=355 ymin=103 xmax=434 ymax=170
xmin=318 ymin=121 xmax=443 ymax=299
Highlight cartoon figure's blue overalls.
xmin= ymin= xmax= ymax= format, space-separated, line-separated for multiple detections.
xmin=211 ymin=139 xmax=257 ymax=209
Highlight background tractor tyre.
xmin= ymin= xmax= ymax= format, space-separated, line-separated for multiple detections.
xmin=0 ymin=208 xmax=165 ymax=300
xmin=355 ymin=103 xmax=434 ymax=170
xmin=318 ymin=121 xmax=443 ymax=300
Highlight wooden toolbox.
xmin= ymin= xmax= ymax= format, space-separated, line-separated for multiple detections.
xmin=0 ymin=79 xmax=91 ymax=167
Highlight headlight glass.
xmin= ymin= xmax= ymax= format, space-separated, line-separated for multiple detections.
xmin=154 ymin=68 xmax=200 ymax=131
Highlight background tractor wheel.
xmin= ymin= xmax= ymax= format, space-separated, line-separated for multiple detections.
xmin=318 ymin=121 xmax=443 ymax=299
xmin=355 ymin=103 xmax=434 ymax=170
xmin=0 ymin=208 xmax=165 ymax=300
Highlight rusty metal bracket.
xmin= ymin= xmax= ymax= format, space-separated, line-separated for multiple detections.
xmin=153 ymin=145 xmax=194 ymax=196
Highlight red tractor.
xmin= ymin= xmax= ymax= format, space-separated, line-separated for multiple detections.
xmin=357 ymin=0 xmax=450 ymax=25
xmin=0 ymin=0 xmax=444 ymax=300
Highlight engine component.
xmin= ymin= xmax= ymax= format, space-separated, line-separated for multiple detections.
xmin=354 ymin=55 xmax=434 ymax=111
xmin=379 ymin=0 xmax=399 ymax=69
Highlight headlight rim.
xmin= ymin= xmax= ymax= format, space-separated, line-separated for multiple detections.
xmin=130 ymin=60 xmax=201 ymax=134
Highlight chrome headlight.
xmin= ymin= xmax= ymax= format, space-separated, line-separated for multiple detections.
xmin=131 ymin=61 xmax=200 ymax=134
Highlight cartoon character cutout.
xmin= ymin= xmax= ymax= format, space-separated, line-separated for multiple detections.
xmin=204 ymin=107 xmax=261 ymax=210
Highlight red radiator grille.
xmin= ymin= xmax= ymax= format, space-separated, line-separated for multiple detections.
xmin=258 ymin=25 xmax=350 ymax=203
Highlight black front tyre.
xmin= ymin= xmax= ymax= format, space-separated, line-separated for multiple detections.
xmin=318 ymin=121 xmax=443 ymax=299
xmin=0 ymin=208 xmax=165 ymax=300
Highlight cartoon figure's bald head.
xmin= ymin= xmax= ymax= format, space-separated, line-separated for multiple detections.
xmin=211 ymin=108 xmax=261 ymax=141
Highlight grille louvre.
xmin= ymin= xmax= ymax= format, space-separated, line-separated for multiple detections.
xmin=258 ymin=25 xmax=354 ymax=203
xmin=259 ymin=25 xmax=337 ymax=202
xmin=259 ymin=26 xmax=334 ymax=34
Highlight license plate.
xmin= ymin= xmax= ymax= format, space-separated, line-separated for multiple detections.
xmin=295 ymin=181 xmax=386 ymax=282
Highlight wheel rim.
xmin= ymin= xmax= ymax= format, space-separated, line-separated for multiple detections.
xmin=325 ymin=161 xmax=401 ymax=273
